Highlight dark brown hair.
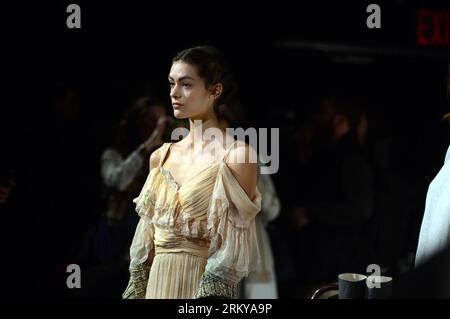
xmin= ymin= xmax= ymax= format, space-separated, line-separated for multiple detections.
xmin=172 ymin=46 xmax=243 ymax=126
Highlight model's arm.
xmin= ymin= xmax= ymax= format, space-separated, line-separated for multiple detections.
xmin=226 ymin=144 xmax=258 ymax=200
xmin=122 ymin=149 xmax=161 ymax=299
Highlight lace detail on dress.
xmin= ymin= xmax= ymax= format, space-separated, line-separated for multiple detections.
xmin=132 ymin=170 xmax=211 ymax=239
xmin=159 ymin=166 xmax=180 ymax=191
xmin=122 ymin=261 xmax=151 ymax=299
xmin=195 ymin=271 xmax=237 ymax=299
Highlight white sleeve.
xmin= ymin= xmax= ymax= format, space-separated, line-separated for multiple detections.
xmin=257 ymin=174 xmax=281 ymax=225
xmin=445 ymin=146 xmax=450 ymax=163
xmin=101 ymin=148 xmax=144 ymax=191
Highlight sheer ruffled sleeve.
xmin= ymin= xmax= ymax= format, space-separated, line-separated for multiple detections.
xmin=122 ymin=173 xmax=156 ymax=299
xmin=195 ymin=163 xmax=262 ymax=299
xmin=122 ymin=219 xmax=155 ymax=299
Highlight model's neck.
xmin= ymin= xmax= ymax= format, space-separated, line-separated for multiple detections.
xmin=184 ymin=116 xmax=224 ymax=146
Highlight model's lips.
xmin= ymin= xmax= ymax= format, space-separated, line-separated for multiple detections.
xmin=172 ymin=102 xmax=183 ymax=107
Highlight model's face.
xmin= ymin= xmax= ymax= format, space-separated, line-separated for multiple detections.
xmin=169 ymin=61 xmax=215 ymax=119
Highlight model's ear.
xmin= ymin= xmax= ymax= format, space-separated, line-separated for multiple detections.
xmin=211 ymin=83 xmax=223 ymax=100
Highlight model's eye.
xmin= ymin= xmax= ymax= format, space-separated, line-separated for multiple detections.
xmin=183 ymin=83 xmax=192 ymax=88
xmin=169 ymin=82 xmax=175 ymax=88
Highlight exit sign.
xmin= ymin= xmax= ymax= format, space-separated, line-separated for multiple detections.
xmin=417 ymin=10 xmax=450 ymax=46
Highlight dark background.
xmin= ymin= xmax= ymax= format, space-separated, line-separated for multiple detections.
xmin=0 ymin=0 xmax=449 ymax=298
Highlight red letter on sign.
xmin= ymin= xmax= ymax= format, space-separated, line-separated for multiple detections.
xmin=445 ymin=12 xmax=450 ymax=45
xmin=430 ymin=12 xmax=444 ymax=45
xmin=417 ymin=10 xmax=430 ymax=46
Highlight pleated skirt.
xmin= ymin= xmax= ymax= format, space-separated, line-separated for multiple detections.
xmin=145 ymin=252 xmax=207 ymax=299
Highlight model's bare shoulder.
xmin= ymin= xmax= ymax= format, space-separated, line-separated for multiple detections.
xmin=226 ymin=140 xmax=258 ymax=163
xmin=149 ymin=144 xmax=165 ymax=170
xmin=225 ymin=142 xmax=258 ymax=200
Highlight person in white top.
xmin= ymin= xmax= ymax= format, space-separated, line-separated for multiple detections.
xmin=415 ymin=60 xmax=450 ymax=267
xmin=415 ymin=145 xmax=450 ymax=267
xmin=101 ymin=97 xmax=169 ymax=223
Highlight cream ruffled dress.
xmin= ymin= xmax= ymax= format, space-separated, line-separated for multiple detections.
xmin=124 ymin=141 xmax=262 ymax=299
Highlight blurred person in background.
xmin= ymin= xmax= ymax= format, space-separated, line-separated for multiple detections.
xmin=290 ymin=94 xmax=375 ymax=288
xmin=78 ymin=95 xmax=171 ymax=298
